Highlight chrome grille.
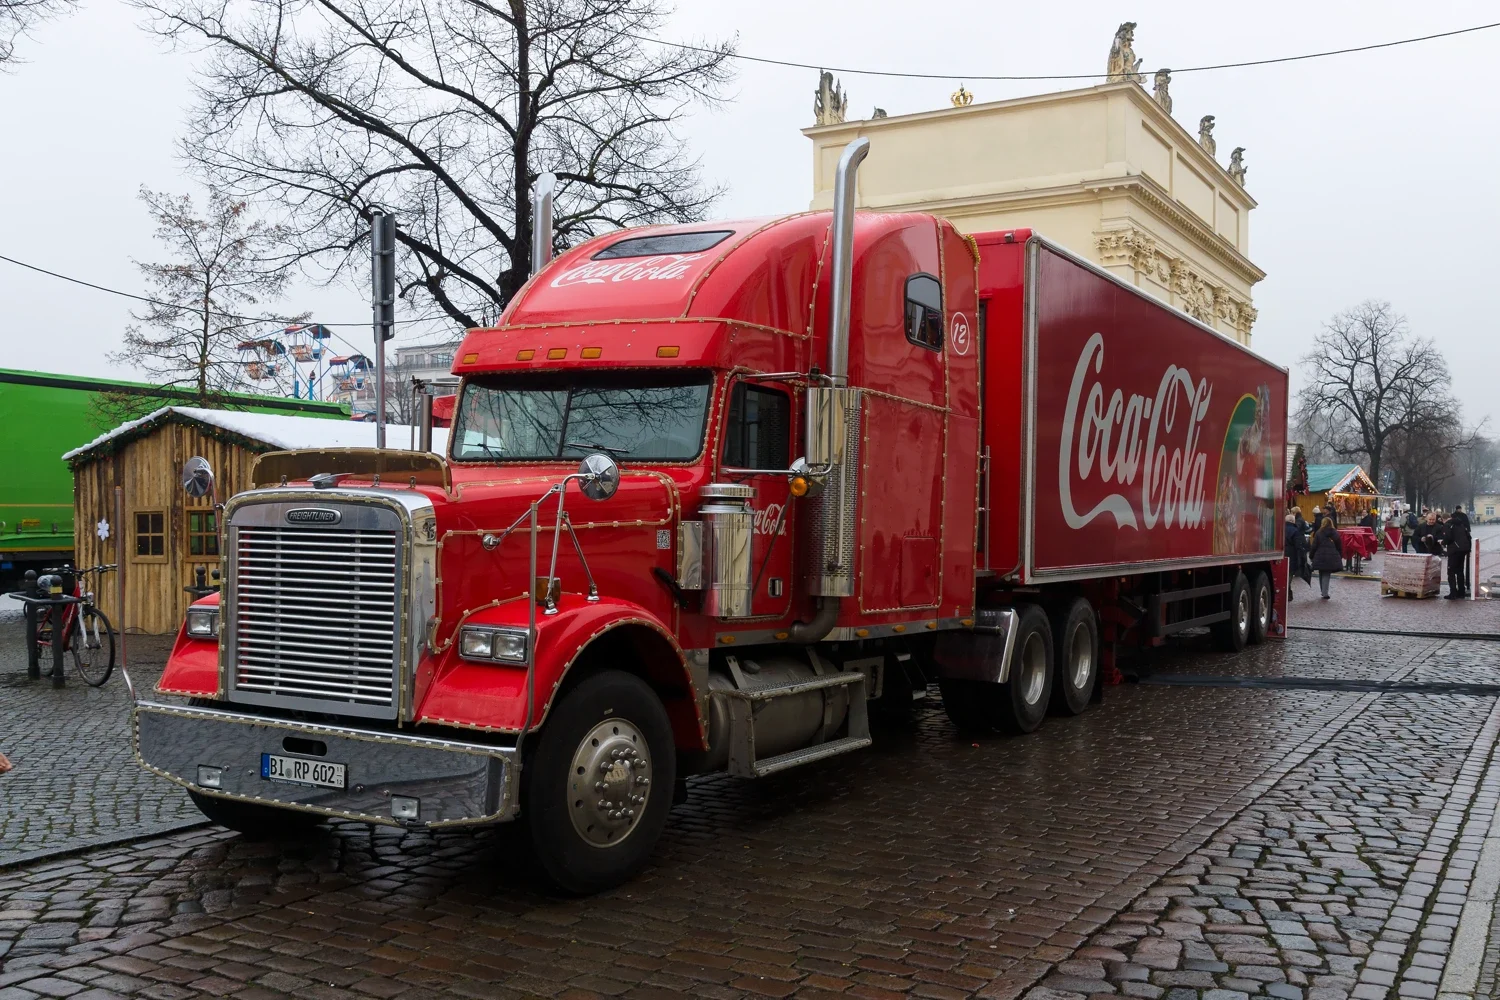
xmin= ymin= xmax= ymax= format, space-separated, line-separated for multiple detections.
xmin=231 ymin=525 xmax=401 ymax=716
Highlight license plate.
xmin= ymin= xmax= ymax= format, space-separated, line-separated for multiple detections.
xmin=260 ymin=753 xmax=346 ymax=789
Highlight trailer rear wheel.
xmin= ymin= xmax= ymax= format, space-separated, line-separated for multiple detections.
xmin=1211 ymin=571 xmax=1251 ymax=652
xmin=1002 ymin=606 xmax=1054 ymax=733
xmin=1049 ymin=598 xmax=1098 ymax=716
xmin=523 ymin=669 xmax=676 ymax=895
xmin=1249 ymin=570 xmax=1272 ymax=645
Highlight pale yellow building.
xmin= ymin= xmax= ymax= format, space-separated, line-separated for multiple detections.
xmin=805 ymin=80 xmax=1263 ymax=344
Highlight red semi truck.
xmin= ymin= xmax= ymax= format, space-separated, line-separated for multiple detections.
xmin=135 ymin=142 xmax=1287 ymax=892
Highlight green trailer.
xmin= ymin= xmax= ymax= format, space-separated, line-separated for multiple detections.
xmin=0 ymin=369 xmax=349 ymax=590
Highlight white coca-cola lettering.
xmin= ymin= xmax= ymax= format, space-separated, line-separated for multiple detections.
xmin=1059 ymin=332 xmax=1212 ymax=532
xmin=752 ymin=504 xmax=787 ymax=536
xmin=549 ymin=253 xmax=707 ymax=289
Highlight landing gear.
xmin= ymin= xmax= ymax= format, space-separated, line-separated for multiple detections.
xmin=524 ymin=669 xmax=676 ymax=895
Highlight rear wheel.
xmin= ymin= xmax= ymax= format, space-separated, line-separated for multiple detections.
xmin=71 ymin=607 xmax=115 ymax=687
xmin=523 ymin=669 xmax=676 ymax=895
xmin=1248 ymin=571 xmax=1272 ymax=645
xmin=1049 ymin=598 xmax=1098 ymax=715
xmin=188 ymin=791 xmax=322 ymax=839
xmin=938 ymin=605 xmax=1053 ymax=735
xmin=1211 ymin=571 xmax=1251 ymax=652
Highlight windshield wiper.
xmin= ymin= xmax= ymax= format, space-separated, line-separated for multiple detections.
xmin=562 ymin=441 xmax=632 ymax=460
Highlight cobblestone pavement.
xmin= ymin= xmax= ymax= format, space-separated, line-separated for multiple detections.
xmin=0 ymin=632 xmax=1498 ymax=999
xmin=0 ymin=601 xmax=200 ymax=868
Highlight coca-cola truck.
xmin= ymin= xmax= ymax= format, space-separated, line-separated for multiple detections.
xmin=134 ymin=141 xmax=1287 ymax=892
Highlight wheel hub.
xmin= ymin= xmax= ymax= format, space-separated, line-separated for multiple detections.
xmin=568 ymin=718 xmax=652 ymax=847
xmin=1019 ymin=633 xmax=1047 ymax=705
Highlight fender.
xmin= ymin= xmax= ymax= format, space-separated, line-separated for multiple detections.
xmin=414 ymin=595 xmax=707 ymax=749
xmin=157 ymin=592 xmax=221 ymax=697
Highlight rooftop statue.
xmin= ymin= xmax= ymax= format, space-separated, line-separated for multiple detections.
xmin=1107 ymin=22 xmax=1144 ymax=85
xmin=1199 ymin=115 xmax=1217 ymax=158
xmin=1153 ymin=69 xmax=1172 ymax=114
xmin=1228 ymin=147 xmax=1248 ymax=186
xmin=814 ymin=71 xmax=847 ymax=126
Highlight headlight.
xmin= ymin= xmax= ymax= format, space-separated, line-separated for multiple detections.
xmin=185 ymin=607 xmax=219 ymax=638
xmin=458 ymin=627 xmax=529 ymax=664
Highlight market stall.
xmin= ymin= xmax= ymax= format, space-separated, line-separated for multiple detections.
xmin=1299 ymin=463 xmax=1380 ymax=526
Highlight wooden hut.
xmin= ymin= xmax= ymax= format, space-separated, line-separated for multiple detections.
xmin=1298 ymin=463 xmax=1379 ymax=525
xmin=65 ymin=406 xmax=444 ymax=634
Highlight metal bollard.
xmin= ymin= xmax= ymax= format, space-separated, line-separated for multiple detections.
xmin=22 ymin=570 xmax=38 ymax=681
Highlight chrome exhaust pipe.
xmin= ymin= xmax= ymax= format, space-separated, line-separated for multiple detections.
xmin=531 ymin=172 xmax=556 ymax=276
xmin=418 ymin=391 xmax=434 ymax=453
xmin=801 ymin=138 xmax=870 ymax=612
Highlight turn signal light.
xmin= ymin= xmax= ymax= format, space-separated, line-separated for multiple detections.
xmin=516 ymin=349 xmax=535 ymax=361
xmin=788 ymin=476 xmax=810 ymax=498
xmin=581 ymin=347 xmax=602 ymax=359
xmin=657 ymin=346 xmax=680 ymax=358
xmin=462 ymin=353 xmax=478 ymax=364
xmin=547 ymin=348 xmax=567 ymax=360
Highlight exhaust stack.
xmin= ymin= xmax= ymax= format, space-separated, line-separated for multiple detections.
xmin=802 ymin=138 xmax=869 ymax=604
xmin=531 ymin=172 xmax=556 ymax=276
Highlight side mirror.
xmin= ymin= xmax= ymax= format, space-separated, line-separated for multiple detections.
xmin=182 ymin=456 xmax=215 ymax=498
xmin=577 ymin=453 xmax=620 ymax=501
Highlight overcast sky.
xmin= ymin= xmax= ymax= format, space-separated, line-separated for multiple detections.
xmin=2 ymin=1 xmax=1496 ymax=429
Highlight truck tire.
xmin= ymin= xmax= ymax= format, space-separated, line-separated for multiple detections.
xmin=1049 ymin=598 xmax=1099 ymax=716
xmin=937 ymin=678 xmax=997 ymax=735
xmin=187 ymin=791 xmax=321 ymax=840
xmin=523 ymin=669 xmax=676 ymax=895
xmin=1002 ymin=605 xmax=1054 ymax=734
xmin=1211 ymin=571 xmax=1251 ymax=652
xmin=1248 ymin=570 xmax=1272 ymax=645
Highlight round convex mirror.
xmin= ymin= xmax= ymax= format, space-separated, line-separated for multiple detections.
xmin=577 ymin=453 xmax=620 ymax=501
xmin=182 ymin=456 xmax=215 ymax=498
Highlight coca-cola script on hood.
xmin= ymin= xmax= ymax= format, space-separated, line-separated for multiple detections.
xmin=1029 ymin=249 xmax=1286 ymax=572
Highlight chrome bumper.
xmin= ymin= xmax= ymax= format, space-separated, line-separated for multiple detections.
xmin=133 ymin=701 xmax=520 ymax=828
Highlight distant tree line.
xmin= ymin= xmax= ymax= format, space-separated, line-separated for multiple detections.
xmin=1295 ymin=301 xmax=1496 ymax=512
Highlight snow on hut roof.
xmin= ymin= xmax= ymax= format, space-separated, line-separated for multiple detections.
xmin=63 ymin=406 xmax=448 ymax=465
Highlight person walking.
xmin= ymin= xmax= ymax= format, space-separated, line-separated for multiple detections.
xmin=1447 ymin=504 xmax=1472 ymax=598
xmin=1284 ymin=512 xmax=1308 ymax=599
xmin=1309 ymin=516 xmax=1343 ymax=599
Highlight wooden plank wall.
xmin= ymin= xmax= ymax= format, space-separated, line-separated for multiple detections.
xmin=73 ymin=420 xmax=262 ymax=634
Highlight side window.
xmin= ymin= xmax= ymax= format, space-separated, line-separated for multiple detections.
xmin=723 ymin=383 xmax=791 ymax=469
xmin=133 ymin=510 xmax=166 ymax=562
xmin=905 ymin=274 xmax=943 ymax=351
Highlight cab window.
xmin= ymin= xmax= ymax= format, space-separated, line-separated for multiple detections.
xmin=723 ymin=383 xmax=790 ymax=469
xmin=905 ymin=274 xmax=943 ymax=351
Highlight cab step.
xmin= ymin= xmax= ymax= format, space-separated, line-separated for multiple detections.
xmin=724 ymin=667 xmax=871 ymax=779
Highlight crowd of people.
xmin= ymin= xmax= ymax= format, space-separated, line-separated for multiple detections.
xmin=1282 ymin=503 xmax=1474 ymax=600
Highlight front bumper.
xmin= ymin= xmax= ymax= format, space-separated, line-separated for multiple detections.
xmin=133 ymin=702 xmax=520 ymax=828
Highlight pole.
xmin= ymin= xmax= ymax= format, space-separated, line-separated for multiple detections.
xmin=114 ymin=486 xmax=133 ymax=703
xmin=371 ymin=211 xmax=397 ymax=447
xmin=1473 ymin=539 xmax=1479 ymax=602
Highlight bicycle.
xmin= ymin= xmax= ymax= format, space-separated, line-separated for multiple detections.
xmin=31 ymin=564 xmax=117 ymax=687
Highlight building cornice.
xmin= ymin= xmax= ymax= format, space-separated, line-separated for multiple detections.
xmin=1086 ymin=175 xmax=1266 ymax=285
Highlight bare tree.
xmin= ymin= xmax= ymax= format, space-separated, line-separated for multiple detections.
xmin=1449 ymin=433 xmax=1499 ymax=512
xmin=1294 ymin=301 xmax=1460 ymax=487
xmin=131 ymin=0 xmax=735 ymax=331
xmin=1 ymin=0 xmax=75 ymax=64
xmin=108 ymin=187 xmax=299 ymax=408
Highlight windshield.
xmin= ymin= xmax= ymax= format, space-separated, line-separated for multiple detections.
xmin=452 ymin=370 xmax=713 ymax=463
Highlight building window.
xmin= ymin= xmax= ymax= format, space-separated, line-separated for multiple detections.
xmin=187 ymin=508 xmax=219 ymax=559
xmin=905 ymin=274 xmax=943 ymax=351
xmin=723 ymin=383 xmax=790 ymax=469
xmin=134 ymin=510 xmax=166 ymax=561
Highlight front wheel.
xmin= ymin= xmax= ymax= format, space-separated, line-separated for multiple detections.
xmin=523 ymin=670 xmax=676 ymax=895
xmin=187 ymin=791 xmax=322 ymax=839
xmin=71 ymin=606 xmax=115 ymax=687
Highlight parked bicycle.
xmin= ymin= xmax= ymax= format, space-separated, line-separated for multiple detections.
xmin=29 ymin=564 xmax=117 ymax=687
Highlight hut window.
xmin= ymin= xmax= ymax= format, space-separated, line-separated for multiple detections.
xmin=133 ymin=510 xmax=166 ymax=561
xmin=187 ymin=509 xmax=219 ymax=559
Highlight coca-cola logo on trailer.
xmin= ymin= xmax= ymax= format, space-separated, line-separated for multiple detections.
xmin=1059 ymin=332 xmax=1212 ymax=532
xmin=549 ymin=253 xmax=707 ymax=289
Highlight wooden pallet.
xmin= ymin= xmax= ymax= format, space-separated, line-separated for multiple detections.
xmin=1381 ymin=584 xmax=1437 ymax=599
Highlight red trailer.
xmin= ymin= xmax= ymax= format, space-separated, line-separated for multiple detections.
xmin=135 ymin=141 xmax=1287 ymax=892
